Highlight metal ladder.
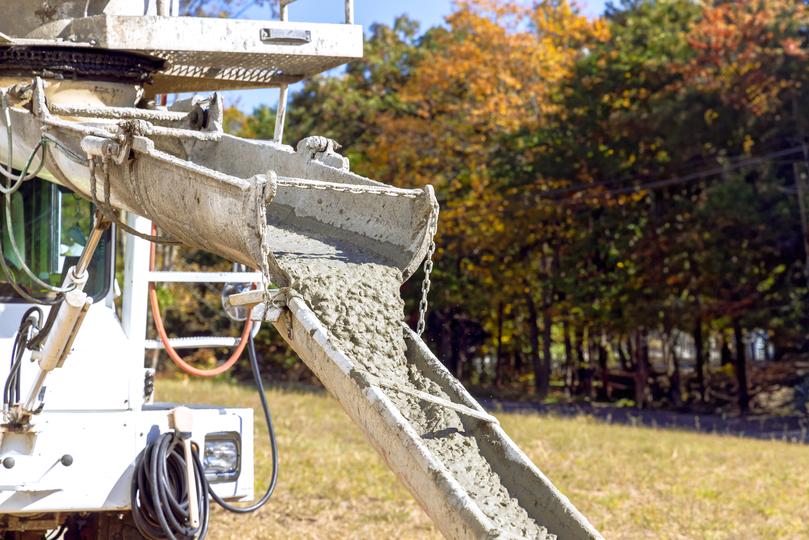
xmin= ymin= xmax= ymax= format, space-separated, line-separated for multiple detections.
xmin=144 ymin=269 xmax=262 ymax=351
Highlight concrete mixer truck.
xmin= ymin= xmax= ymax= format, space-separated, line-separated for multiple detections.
xmin=0 ymin=2 xmax=601 ymax=539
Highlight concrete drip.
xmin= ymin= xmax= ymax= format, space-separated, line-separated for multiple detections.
xmin=280 ymin=246 xmax=553 ymax=540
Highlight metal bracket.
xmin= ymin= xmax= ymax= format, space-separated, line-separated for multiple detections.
xmin=260 ymin=28 xmax=311 ymax=44
xmin=227 ymin=289 xmax=287 ymax=322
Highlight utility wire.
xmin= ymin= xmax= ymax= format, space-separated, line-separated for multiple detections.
xmin=516 ymin=135 xmax=800 ymax=199
xmin=443 ymin=144 xmax=806 ymax=222
xmin=535 ymin=145 xmax=804 ymax=201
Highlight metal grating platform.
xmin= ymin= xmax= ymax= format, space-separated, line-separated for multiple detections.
xmin=147 ymin=51 xmax=350 ymax=94
xmin=46 ymin=16 xmax=364 ymax=95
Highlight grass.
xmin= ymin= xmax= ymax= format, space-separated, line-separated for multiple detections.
xmin=158 ymin=379 xmax=809 ymax=540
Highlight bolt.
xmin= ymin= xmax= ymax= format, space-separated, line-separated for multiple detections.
xmin=2 ymin=457 xmax=15 ymax=469
xmin=60 ymin=454 xmax=73 ymax=467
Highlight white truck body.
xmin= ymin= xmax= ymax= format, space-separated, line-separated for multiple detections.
xmin=0 ymin=213 xmax=255 ymax=516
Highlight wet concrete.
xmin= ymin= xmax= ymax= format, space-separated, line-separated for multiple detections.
xmin=278 ymin=239 xmax=552 ymax=539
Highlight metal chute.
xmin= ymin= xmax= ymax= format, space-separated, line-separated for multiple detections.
xmin=1 ymin=80 xmax=437 ymax=288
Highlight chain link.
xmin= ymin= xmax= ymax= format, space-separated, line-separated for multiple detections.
xmin=416 ymin=213 xmax=438 ymax=336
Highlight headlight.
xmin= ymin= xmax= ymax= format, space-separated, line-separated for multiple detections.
xmin=203 ymin=432 xmax=241 ymax=483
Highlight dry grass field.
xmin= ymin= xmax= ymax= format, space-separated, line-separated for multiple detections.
xmin=158 ymin=379 xmax=809 ymax=540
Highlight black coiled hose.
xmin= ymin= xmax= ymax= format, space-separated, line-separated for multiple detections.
xmin=130 ymin=335 xmax=279 ymax=539
xmin=130 ymin=432 xmax=210 ymax=540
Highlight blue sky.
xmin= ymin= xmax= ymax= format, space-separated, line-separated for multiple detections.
xmin=226 ymin=0 xmax=608 ymax=112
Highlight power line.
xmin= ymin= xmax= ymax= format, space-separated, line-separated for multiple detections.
xmin=536 ymin=145 xmax=805 ymax=200
xmin=442 ymin=144 xmax=806 ymax=222
xmin=493 ymin=133 xmax=803 ymax=201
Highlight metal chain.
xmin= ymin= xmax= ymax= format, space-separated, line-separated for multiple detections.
xmin=416 ymin=213 xmax=438 ymax=336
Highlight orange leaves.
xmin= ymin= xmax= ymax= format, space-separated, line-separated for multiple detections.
xmin=368 ymin=0 xmax=605 ymax=208
xmin=407 ymin=0 xmax=601 ymax=132
xmin=681 ymin=0 xmax=809 ymax=116
xmin=781 ymin=38 xmax=805 ymax=58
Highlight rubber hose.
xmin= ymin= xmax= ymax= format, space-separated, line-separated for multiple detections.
xmin=130 ymin=334 xmax=278 ymax=539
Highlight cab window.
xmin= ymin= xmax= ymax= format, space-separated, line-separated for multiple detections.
xmin=0 ymin=181 xmax=111 ymax=302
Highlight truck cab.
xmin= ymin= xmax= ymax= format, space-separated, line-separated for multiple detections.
xmin=0 ymin=181 xmax=254 ymax=536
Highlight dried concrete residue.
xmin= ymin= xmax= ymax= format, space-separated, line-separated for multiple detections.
xmin=281 ymin=250 xmax=553 ymax=540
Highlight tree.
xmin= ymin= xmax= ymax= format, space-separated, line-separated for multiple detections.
xmin=181 ymin=0 xmax=276 ymax=18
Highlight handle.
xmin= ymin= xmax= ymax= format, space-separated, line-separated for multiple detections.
xmin=183 ymin=439 xmax=200 ymax=528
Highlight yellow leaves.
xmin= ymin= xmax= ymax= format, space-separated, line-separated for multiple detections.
xmin=742 ymin=134 xmax=754 ymax=154
xmin=625 ymin=153 xmax=637 ymax=167
xmin=396 ymin=0 xmax=600 ymax=136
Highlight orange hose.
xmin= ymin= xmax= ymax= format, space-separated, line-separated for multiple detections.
xmin=148 ymin=225 xmax=253 ymax=377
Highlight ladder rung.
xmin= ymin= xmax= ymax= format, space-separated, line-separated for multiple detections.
xmin=144 ymin=336 xmax=241 ymax=350
xmin=147 ymin=271 xmax=262 ymax=283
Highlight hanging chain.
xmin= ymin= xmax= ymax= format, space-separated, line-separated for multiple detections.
xmin=416 ymin=213 xmax=438 ymax=336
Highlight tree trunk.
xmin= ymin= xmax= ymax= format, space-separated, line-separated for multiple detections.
xmin=563 ymin=319 xmax=573 ymax=396
xmin=733 ymin=319 xmax=750 ymax=414
xmin=448 ymin=309 xmax=461 ymax=377
xmin=670 ymin=336 xmax=682 ymax=407
xmin=634 ymin=328 xmax=649 ymax=408
xmin=574 ymin=326 xmax=585 ymax=395
xmin=720 ymin=334 xmax=732 ymax=366
xmin=626 ymin=335 xmax=635 ymax=370
xmin=495 ymin=301 xmax=504 ymax=388
xmin=525 ymin=294 xmax=544 ymax=397
xmin=540 ymin=306 xmax=552 ymax=399
xmin=694 ymin=316 xmax=705 ymax=401
xmin=616 ymin=337 xmax=629 ymax=371
xmin=597 ymin=337 xmax=609 ymax=400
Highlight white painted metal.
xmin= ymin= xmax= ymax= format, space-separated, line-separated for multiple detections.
xmin=144 ymin=336 xmax=242 ymax=350
xmin=0 ymin=0 xmax=168 ymax=36
xmin=0 ymin=407 xmax=253 ymax=511
xmin=345 ymin=0 xmax=354 ymax=24
xmin=274 ymin=84 xmax=290 ymax=144
xmin=147 ymin=271 xmax=262 ymax=283
xmin=0 ymin=280 xmax=257 ymax=516
xmin=21 ymin=273 xmax=92 ymax=415
xmin=121 ymin=214 xmax=151 ymax=347
xmin=2 ymin=13 xmax=363 ymax=95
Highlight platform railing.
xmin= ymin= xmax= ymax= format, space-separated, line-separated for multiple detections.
xmin=273 ymin=0 xmax=355 ymax=143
